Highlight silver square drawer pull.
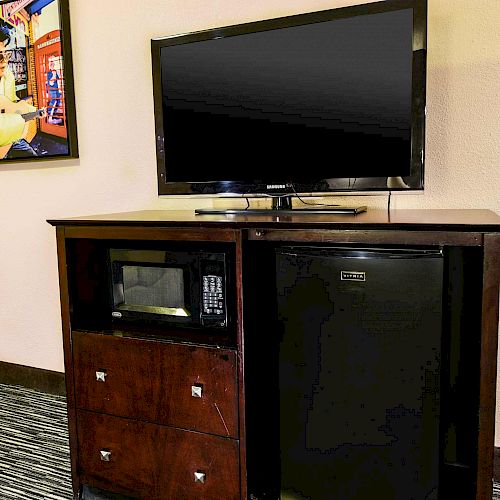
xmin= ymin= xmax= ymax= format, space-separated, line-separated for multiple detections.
xmin=194 ymin=471 xmax=206 ymax=483
xmin=95 ymin=371 xmax=107 ymax=382
xmin=99 ymin=450 xmax=111 ymax=462
xmin=191 ymin=384 xmax=203 ymax=398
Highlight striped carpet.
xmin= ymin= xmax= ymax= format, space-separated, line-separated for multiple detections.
xmin=0 ymin=383 xmax=71 ymax=499
xmin=0 ymin=382 xmax=500 ymax=499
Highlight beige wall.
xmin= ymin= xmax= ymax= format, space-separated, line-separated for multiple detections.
xmin=0 ymin=0 xmax=499 ymax=432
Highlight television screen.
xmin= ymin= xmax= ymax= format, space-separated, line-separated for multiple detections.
xmin=0 ymin=0 xmax=78 ymax=163
xmin=152 ymin=0 xmax=426 ymax=196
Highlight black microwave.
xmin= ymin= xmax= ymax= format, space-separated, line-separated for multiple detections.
xmin=109 ymin=248 xmax=228 ymax=329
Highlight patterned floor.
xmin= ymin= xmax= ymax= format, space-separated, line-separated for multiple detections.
xmin=0 ymin=382 xmax=500 ymax=499
xmin=0 ymin=383 xmax=71 ymax=499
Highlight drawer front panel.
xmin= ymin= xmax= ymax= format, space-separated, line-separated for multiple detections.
xmin=77 ymin=410 xmax=240 ymax=499
xmin=73 ymin=332 xmax=238 ymax=438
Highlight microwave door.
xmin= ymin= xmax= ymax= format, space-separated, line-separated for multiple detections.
xmin=115 ymin=264 xmax=191 ymax=318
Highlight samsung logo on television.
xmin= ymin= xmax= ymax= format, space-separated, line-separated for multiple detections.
xmin=341 ymin=271 xmax=366 ymax=282
xmin=266 ymin=184 xmax=287 ymax=190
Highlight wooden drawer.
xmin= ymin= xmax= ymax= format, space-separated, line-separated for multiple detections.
xmin=77 ymin=410 xmax=240 ymax=499
xmin=73 ymin=331 xmax=238 ymax=438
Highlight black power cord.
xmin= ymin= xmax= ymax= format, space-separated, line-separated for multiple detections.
xmin=290 ymin=184 xmax=340 ymax=208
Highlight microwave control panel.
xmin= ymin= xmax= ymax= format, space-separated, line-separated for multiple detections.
xmin=200 ymin=257 xmax=226 ymax=327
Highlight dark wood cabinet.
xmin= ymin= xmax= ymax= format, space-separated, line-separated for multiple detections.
xmin=49 ymin=209 xmax=500 ymax=500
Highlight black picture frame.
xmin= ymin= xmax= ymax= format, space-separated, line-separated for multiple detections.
xmin=0 ymin=0 xmax=78 ymax=163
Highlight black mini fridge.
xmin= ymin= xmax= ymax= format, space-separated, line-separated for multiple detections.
xmin=275 ymin=247 xmax=444 ymax=500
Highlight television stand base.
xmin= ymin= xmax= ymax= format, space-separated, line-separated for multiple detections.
xmin=195 ymin=206 xmax=368 ymax=216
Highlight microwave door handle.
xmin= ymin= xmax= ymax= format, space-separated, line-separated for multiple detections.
xmin=115 ymin=304 xmax=191 ymax=317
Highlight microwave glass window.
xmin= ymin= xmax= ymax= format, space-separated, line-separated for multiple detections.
xmin=119 ymin=266 xmax=190 ymax=317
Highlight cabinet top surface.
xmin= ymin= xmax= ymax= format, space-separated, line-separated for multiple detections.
xmin=47 ymin=209 xmax=500 ymax=232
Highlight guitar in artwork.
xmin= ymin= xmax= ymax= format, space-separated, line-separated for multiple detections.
xmin=0 ymin=95 xmax=46 ymax=159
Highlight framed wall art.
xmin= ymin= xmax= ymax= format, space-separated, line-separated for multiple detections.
xmin=0 ymin=0 xmax=78 ymax=163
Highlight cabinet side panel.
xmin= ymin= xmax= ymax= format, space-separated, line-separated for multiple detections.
xmin=55 ymin=227 xmax=79 ymax=497
xmin=476 ymin=234 xmax=500 ymax=500
xmin=235 ymin=232 xmax=246 ymax=500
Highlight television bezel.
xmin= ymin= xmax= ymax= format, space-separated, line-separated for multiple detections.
xmin=151 ymin=0 xmax=427 ymax=197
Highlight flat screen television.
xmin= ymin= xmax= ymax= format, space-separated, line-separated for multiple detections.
xmin=151 ymin=0 xmax=427 ymax=213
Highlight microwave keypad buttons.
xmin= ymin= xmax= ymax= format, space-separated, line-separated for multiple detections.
xmin=203 ymin=275 xmax=224 ymax=315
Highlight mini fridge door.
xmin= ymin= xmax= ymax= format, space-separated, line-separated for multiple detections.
xmin=275 ymin=247 xmax=444 ymax=500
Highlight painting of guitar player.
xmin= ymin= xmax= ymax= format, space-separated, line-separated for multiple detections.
xmin=0 ymin=0 xmax=77 ymax=163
